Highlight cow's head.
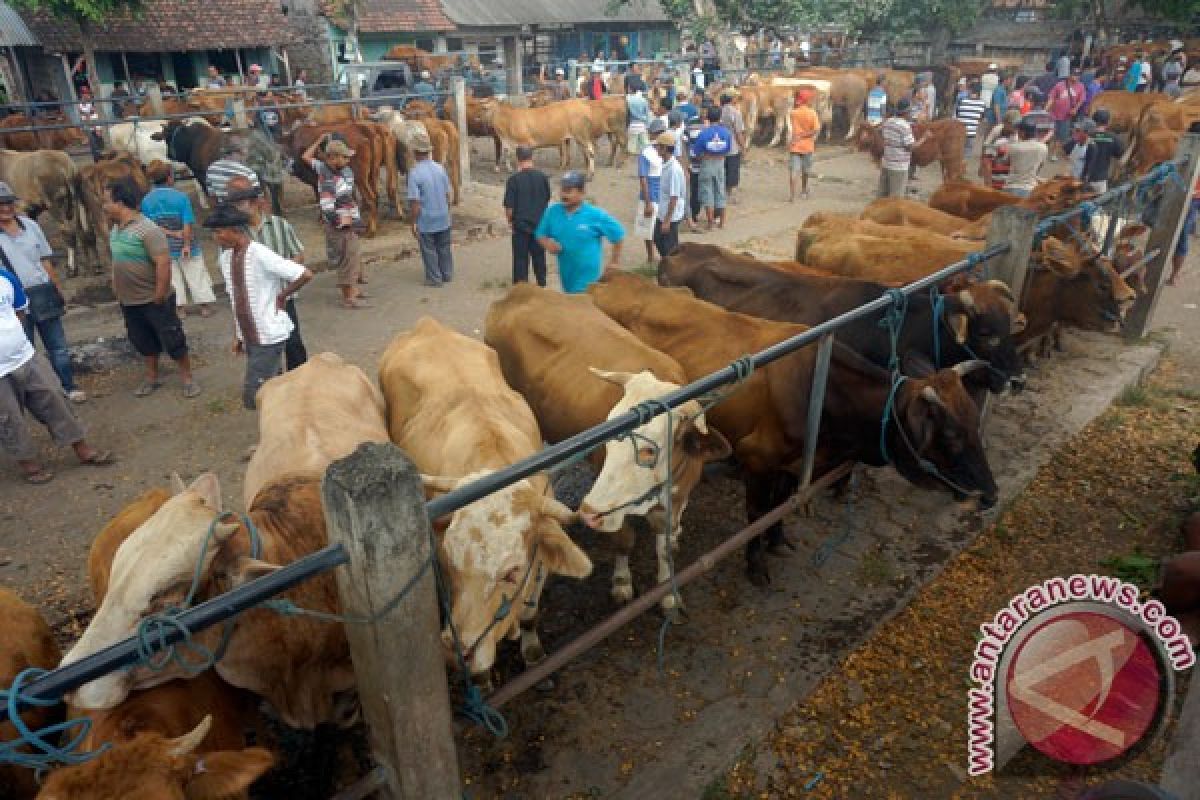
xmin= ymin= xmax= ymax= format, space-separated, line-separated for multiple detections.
xmin=578 ymin=370 xmax=731 ymax=534
xmin=889 ymin=358 xmax=998 ymax=510
xmin=424 ymin=473 xmax=591 ymax=676
xmin=943 ymin=280 xmax=1027 ymax=392
xmin=61 ymin=474 xmax=273 ymax=710
xmin=1038 ymin=237 xmax=1137 ymax=332
xmin=36 ymin=716 xmax=274 ymax=800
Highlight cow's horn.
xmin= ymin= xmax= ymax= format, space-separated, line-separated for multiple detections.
xmin=951 ymin=359 xmax=990 ymax=377
xmin=983 ymin=280 xmax=1015 ymax=304
xmin=588 ymin=367 xmax=636 ymax=387
xmin=956 ymin=289 xmax=974 ymax=310
xmin=168 ymin=715 xmax=212 ymax=756
xmin=170 ymin=472 xmax=187 ymax=494
xmin=421 ymin=474 xmax=461 ymax=492
xmin=921 ymin=385 xmax=947 ymax=410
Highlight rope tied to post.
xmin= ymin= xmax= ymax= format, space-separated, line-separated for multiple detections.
xmin=0 ymin=668 xmax=107 ymax=773
xmin=878 ymin=288 xmax=908 ymax=374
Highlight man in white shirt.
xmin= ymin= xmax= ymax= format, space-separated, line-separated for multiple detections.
xmin=0 ymin=268 xmax=112 ymax=483
xmin=1005 ymin=121 xmax=1048 ymax=197
xmin=204 ymin=205 xmax=312 ymax=410
xmin=980 ymin=64 xmax=1000 ymax=108
xmin=654 ymin=131 xmax=687 ymax=258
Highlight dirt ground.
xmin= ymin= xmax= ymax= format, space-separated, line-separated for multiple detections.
xmin=3 ymin=129 xmax=1198 ymax=799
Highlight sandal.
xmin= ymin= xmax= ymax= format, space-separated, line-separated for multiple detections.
xmin=134 ymin=380 xmax=163 ymax=397
xmin=182 ymin=382 xmax=202 ymax=399
xmin=79 ymin=449 xmax=115 ymax=466
xmin=342 ymin=299 xmax=371 ymax=310
xmin=22 ymin=467 xmax=54 ymax=485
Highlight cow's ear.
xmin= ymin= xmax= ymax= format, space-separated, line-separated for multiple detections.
xmin=189 ymin=473 xmax=222 ymax=512
xmin=183 ymin=747 xmax=274 ymax=800
xmin=682 ymin=421 xmax=732 ymax=463
xmin=535 ymin=522 xmax=592 ymax=579
xmin=223 ymin=556 xmax=281 ymax=588
xmin=1039 ymin=237 xmax=1079 ymax=276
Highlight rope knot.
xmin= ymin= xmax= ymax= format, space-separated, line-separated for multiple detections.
xmin=0 ymin=668 xmax=108 ymax=773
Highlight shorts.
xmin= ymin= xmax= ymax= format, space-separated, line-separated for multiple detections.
xmin=627 ymin=130 xmax=649 ymax=155
xmin=243 ymin=341 xmax=286 ymax=410
xmin=790 ymin=153 xmax=813 ymax=174
xmin=725 ymin=153 xmax=742 ymax=189
xmin=697 ymin=158 xmax=726 ymax=209
xmin=120 ymin=297 xmax=189 ymax=360
xmin=1054 ymin=119 xmax=1072 ymax=143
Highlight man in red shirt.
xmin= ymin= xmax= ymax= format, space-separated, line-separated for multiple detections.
xmin=1046 ymin=71 xmax=1085 ymax=162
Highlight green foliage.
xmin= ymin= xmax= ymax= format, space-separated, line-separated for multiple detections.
xmin=1127 ymin=0 xmax=1200 ymax=21
xmin=1099 ymin=552 xmax=1159 ymax=590
xmin=10 ymin=0 xmax=142 ymax=23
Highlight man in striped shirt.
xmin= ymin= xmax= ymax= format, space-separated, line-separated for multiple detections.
xmin=228 ymin=177 xmax=309 ymax=371
xmin=955 ymin=81 xmax=988 ymax=156
xmin=205 ymin=140 xmax=261 ymax=205
xmin=878 ymin=99 xmax=930 ymax=198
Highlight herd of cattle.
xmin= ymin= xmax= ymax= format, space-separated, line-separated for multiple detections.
xmin=0 ymin=159 xmax=1164 ymax=796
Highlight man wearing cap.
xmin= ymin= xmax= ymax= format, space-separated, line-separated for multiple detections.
xmin=878 ymin=99 xmax=928 ymax=198
xmin=103 ymin=176 xmax=200 ymax=398
xmin=204 ymin=205 xmax=312 ymax=410
xmin=248 ymin=64 xmax=268 ymax=90
xmin=653 ymin=131 xmax=687 ymax=258
xmin=141 ymin=161 xmax=216 ymax=320
xmin=535 ymin=172 xmax=624 ymax=294
xmin=227 ymin=177 xmax=309 ymax=370
xmin=693 ymin=106 xmax=732 ymax=231
xmin=415 ymin=70 xmax=437 ymax=105
xmin=0 ymin=182 xmax=86 ymax=403
xmin=0 ymin=263 xmax=112 ymax=483
xmin=1046 ymin=71 xmax=1085 ymax=162
xmin=788 ymin=90 xmax=820 ymax=202
xmin=407 ymin=128 xmax=454 ymax=288
xmin=1064 ymin=117 xmax=1094 ymax=179
xmin=719 ymin=92 xmax=746 ymax=205
xmin=980 ymin=109 xmax=1021 ymax=189
xmin=635 ymin=118 xmax=668 ymax=263
xmin=504 ymin=145 xmax=551 ymax=287
xmin=302 ymin=133 xmax=366 ymax=308
xmin=205 ymin=140 xmax=260 ymax=206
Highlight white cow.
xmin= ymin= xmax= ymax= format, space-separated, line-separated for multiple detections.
xmin=107 ymin=117 xmax=210 ymax=166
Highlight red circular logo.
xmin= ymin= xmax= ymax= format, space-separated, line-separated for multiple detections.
xmin=1006 ymin=610 xmax=1164 ymax=765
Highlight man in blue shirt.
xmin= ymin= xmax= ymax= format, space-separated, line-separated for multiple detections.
xmin=535 ymin=172 xmax=624 ymax=294
xmin=865 ymin=75 xmax=888 ymax=126
xmin=141 ymin=162 xmax=216 ymax=318
xmin=692 ymin=106 xmax=732 ymax=230
xmin=406 ymin=129 xmax=454 ymax=287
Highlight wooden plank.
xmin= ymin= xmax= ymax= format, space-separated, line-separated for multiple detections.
xmin=452 ymin=76 xmax=472 ymax=186
xmin=322 ymin=443 xmax=461 ymax=800
xmin=1124 ymin=133 xmax=1200 ymax=339
xmin=984 ymin=205 xmax=1039 ymax=304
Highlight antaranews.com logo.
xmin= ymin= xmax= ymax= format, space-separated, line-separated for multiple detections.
xmin=967 ymin=574 xmax=1195 ymax=775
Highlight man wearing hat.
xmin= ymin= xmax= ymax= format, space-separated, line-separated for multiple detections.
xmin=0 ymin=261 xmax=112 ymax=483
xmin=653 ymin=131 xmax=687 ymax=258
xmin=302 ymin=133 xmax=366 ymax=308
xmin=878 ymin=98 xmax=929 ymax=198
xmin=635 ymin=117 xmax=669 ymax=263
xmin=248 ymin=63 xmax=268 ymax=90
xmin=406 ymin=128 xmax=454 ymax=288
xmin=0 ymin=182 xmax=86 ymax=403
xmin=504 ymin=146 xmax=551 ymax=287
xmin=140 ymin=161 xmax=216 ymax=319
xmin=534 ymin=172 xmax=624 ymax=294
xmin=788 ymin=90 xmax=821 ymax=202
xmin=203 ymin=204 xmax=311 ymax=410
xmin=1064 ymin=117 xmax=1095 ymax=180
xmin=205 ymin=139 xmax=260 ymax=205
xmin=414 ymin=70 xmax=436 ymax=105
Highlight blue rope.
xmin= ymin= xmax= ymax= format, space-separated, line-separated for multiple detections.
xmin=929 ymin=288 xmax=945 ymax=369
xmin=879 ymin=373 xmax=907 ymax=464
xmin=460 ymin=682 xmax=508 ymax=738
xmin=0 ymin=668 xmax=107 ymax=773
xmin=878 ymin=289 xmax=908 ymax=374
xmin=810 ymin=470 xmax=861 ymax=568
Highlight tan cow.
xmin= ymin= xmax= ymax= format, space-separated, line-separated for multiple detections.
xmin=1089 ymin=90 xmax=1170 ymax=133
xmin=378 ymin=317 xmax=592 ymax=678
xmin=375 ymin=110 xmax=462 ymax=206
xmin=794 ymin=227 xmax=981 ymax=284
xmin=859 ymin=197 xmax=981 ymax=237
xmin=0 ymin=148 xmax=85 ymax=275
xmin=485 ymin=285 xmax=730 ymax=618
xmin=0 ymin=114 xmax=87 ymax=152
xmin=1 ymin=588 xmax=62 ymax=800
xmin=87 ymin=487 xmax=171 ymax=603
xmin=243 ymin=352 xmax=390 ymax=508
xmin=486 ymin=100 xmax=596 ymax=177
xmin=793 ymin=69 xmax=865 ymax=139
xmin=586 ymin=96 xmax=629 ymax=167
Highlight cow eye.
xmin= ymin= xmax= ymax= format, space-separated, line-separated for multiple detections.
xmin=636 ymin=445 xmax=659 ymax=468
xmin=501 ymin=566 xmax=522 ymax=585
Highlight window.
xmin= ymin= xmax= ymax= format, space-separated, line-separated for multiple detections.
xmin=447 ymin=38 xmax=464 ymax=52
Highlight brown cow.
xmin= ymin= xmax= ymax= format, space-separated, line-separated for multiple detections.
xmin=794 ymin=227 xmax=980 ymax=284
xmin=589 ymin=271 xmax=998 ymax=584
xmin=0 ymin=148 xmax=87 ymax=276
xmin=485 ymin=284 xmax=730 ymax=618
xmin=856 ymin=118 xmax=967 ymax=182
xmin=586 ymin=96 xmax=629 ymax=167
xmin=0 ymin=114 xmax=87 ymax=152
xmin=76 ymin=153 xmax=149 ymax=274
xmin=1089 ymin=90 xmax=1170 ymax=133
xmin=860 ymin=197 xmax=980 ymax=237
xmin=1 ymin=588 xmax=62 ymax=800
xmin=927 ymin=176 xmax=1093 ymax=220
xmin=1127 ymin=129 xmax=1181 ymax=177
xmin=282 ymin=122 xmax=383 ymax=235
xmin=486 ymin=100 xmax=595 ymax=176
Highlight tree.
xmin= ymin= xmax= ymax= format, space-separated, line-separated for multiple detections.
xmin=11 ymin=0 xmax=143 ymax=106
xmin=323 ymin=0 xmax=365 ymax=65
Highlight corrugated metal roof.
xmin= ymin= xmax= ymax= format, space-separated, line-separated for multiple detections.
xmin=0 ymin=1 xmax=39 ymax=47
xmin=438 ymin=0 xmax=668 ymax=27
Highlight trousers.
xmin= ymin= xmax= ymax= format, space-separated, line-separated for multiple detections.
xmin=511 ymin=230 xmax=547 ymax=287
xmin=284 ymin=297 xmax=307 ymax=371
xmin=418 ymin=228 xmax=455 ymax=286
xmin=0 ymin=353 xmax=85 ymax=460
xmin=22 ymin=313 xmax=77 ymax=393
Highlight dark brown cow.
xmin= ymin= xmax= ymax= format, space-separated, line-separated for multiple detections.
xmin=589 ymin=271 xmax=998 ymax=585
xmin=282 ymin=122 xmax=382 ymax=236
xmin=856 ymin=118 xmax=967 ymax=182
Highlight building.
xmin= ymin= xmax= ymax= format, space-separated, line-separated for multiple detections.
xmin=0 ymin=1 xmax=39 ymax=104
xmin=18 ymin=0 xmax=294 ymax=101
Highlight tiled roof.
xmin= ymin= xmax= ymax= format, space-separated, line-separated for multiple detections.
xmin=22 ymin=0 xmax=294 ymax=53
xmin=437 ymin=0 xmax=668 ymax=26
xmin=348 ymin=0 xmax=455 ymax=33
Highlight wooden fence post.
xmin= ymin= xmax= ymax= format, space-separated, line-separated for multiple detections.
xmin=984 ymin=205 xmax=1040 ymax=304
xmin=452 ymin=76 xmax=472 ymax=186
xmin=230 ymin=97 xmax=248 ymax=131
xmin=322 ymin=442 xmax=461 ymax=800
xmin=1123 ymin=132 xmax=1200 ymax=339
xmin=146 ymin=83 xmax=163 ymax=116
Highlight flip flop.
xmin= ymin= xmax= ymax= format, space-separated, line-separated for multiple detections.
xmin=22 ymin=467 xmax=54 ymax=485
xmin=342 ymin=299 xmax=372 ymax=309
xmin=182 ymin=382 xmax=202 ymax=399
xmin=134 ymin=380 xmax=163 ymax=397
xmin=79 ymin=450 xmax=115 ymax=466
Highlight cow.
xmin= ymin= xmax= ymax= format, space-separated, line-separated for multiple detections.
xmin=589 ymin=272 xmax=998 ymax=585
xmin=282 ymin=122 xmax=383 ymax=236
xmin=60 ymin=472 xmax=354 ymax=731
xmin=860 ymin=197 xmax=981 ymax=237
xmin=659 ymin=243 xmax=1026 ymax=394
xmin=378 ymin=317 xmax=592 ymax=680
xmin=1126 ymin=128 xmax=1181 ymax=177
xmin=927 ymin=176 xmax=1095 ymax=220
xmin=0 ymin=114 xmax=87 ymax=152
xmin=856 ymin=118 xmax=967 ymax=183
xmin=75 ymin=153 xmax=149 ymax=275
xmin=35 ymin=716 xmax=274 ymax=800
xmin=485 ymin=284 xmax=730 ymax=619
xmin=153 ymin=120 xmax=224 ymax=199
xmin=1088 ymin=90 xmax=1169 ymax=134
xmin=794 ymin=227 xmax=981 ymax=284
xmin=738 ymin=85 xmax=810 ymax=148
xmin=243 ymin=352 xmax=391 ymax=508
xmin=0 ymin=148 xmax=86 ymax=276
xmin=586 ymin=96 xmax=629 ymax=167
xmin=486 ymin=100 xmax=596 ymax=176
xmin=443 ymin=94 xmax=502 ymax=168
xmin=375 ymin=110 xmax=462 ymax=206
xmin=1 ymin=588 xmax=62 ymax=800
xmin=87 ymin=487 xmax=171 ymax=604
xmin=793 ymin=70 xmax=866 ymax=139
